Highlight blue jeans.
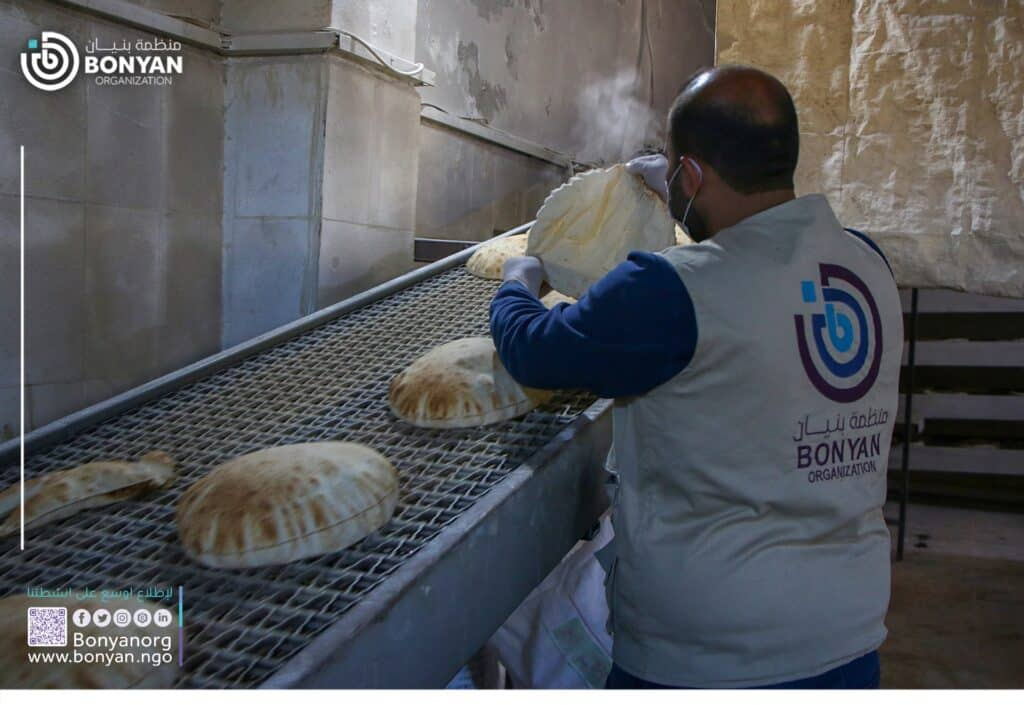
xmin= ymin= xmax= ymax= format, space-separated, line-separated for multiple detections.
xmin=605 ymin=650 xmax=881 ymax=689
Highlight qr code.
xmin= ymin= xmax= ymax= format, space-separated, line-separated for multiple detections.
xmin=27 ymin=606 xmax=67 ymax=647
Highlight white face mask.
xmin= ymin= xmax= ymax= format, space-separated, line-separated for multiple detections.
xmin=666 ymin=157 xmax=704 ymax=231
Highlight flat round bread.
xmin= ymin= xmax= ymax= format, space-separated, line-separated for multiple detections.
xmin=388 ymin=337 xmax=552 ymax=428
xmin=465 ymin=233 xmax=528 ymax=280
xmin=540 ymin=289 xmax=576 ymax=307
xmin=675 ymin=224 xmax=694 ymax=246
xmin=0 ymin=594 xmax=178 ymax=687
xmin=527 ymin=165 xmax=675 ymax=298
xmin=0 ymin=451 xmax=175 ymax=538
xmin=176 ymin=442 xmax=398 ymax=568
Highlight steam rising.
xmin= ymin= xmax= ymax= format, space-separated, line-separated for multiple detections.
xmin=572 ymin=69 xmax=664 ymax=164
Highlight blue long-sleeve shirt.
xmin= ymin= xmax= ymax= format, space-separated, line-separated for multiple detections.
xmin=489 ymin=251 xmax=698 ymax=398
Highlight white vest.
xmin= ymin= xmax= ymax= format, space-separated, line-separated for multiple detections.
xmin=607 ymin=194 xmax=903 ymax=687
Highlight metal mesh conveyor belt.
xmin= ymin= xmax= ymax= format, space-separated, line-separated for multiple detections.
xmin=0 ymin=264 xmax=596 ymax=688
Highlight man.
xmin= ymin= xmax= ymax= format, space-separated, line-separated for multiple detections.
xmin=489 ymin=65 xmax=902 ymax=688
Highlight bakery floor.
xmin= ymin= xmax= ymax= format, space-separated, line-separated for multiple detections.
xmin=881 ymin=500 xmax=1024 ymax=688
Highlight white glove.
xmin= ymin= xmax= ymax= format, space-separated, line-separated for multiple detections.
xmin=502 ymin=256 xmax=545 ymax=298
xmin=625 ymin=153 xmax=669 ymax=202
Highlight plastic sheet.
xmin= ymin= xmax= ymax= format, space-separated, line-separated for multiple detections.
xmin=717 ymin=0 xmax=1024 ymax=298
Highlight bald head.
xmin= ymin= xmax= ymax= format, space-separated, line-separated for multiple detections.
xmin=668 ymin=65 xmax=799 ymax=194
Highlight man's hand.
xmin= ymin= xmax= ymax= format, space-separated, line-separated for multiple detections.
xmin=503 ymin=256 xmax=545 ymax=298
xmin=625 ymin=153 xmax=669 ymax=202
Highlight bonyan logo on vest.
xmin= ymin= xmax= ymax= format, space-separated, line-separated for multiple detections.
xmin=794 ymin=264 xmax=882 ymax=403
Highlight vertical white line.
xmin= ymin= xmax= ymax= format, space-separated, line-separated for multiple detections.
xmin=19 ymin=145 xmax=25 ymax=551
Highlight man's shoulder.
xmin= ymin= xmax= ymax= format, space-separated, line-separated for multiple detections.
xmin=656 ymin=240 xmax=728 ymax=276
xmin=841 ymin=227 xmax=894 ymax=277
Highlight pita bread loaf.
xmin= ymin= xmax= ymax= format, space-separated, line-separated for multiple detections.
xmin=465 ymin=233 xmax=528 ymax=279
xmin=0 ymin=451 xmax=175 ymax=539
xmin=388 ymin=337 xmax=552 ymax=428
xmin=176 ymin=442 xmax=398 ymax=568
xmin=527 ymin=164 xmax=675 ymax=298
xmin=540 ymin=289 xmax=576 ymax=307
xmin=0 ymin=594 xmax=178 ymax=687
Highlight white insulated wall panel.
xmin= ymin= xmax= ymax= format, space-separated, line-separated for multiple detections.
xmin=717 ymin=0 xmax=1024 ymax=297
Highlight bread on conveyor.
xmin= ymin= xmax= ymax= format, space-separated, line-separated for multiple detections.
xmin=388 ymin=337 xmax=552 ymax=428
xmin=0 ymin=594 xmax=179 ymax=687
xmin=176 ymin=442 xmax=398 ymax=569
xmin=527 ymin=164 xmax=675 ymax=298
xmin=465 ymin=233 xmax=529 ymax=279
xmin=540 ymin=289 xmax=577 ymax=307
xmin=0 ymin=451 xmax=176 ymax=538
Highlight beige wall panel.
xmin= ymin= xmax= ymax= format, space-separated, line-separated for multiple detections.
xmin=717 ymin=0 xmax=1024 ymax=297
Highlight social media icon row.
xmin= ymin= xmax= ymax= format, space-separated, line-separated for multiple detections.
xmin=72 ymin=608 xmax=173 ymax=628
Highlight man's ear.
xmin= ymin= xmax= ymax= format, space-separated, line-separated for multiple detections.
xmin=681 ymin=157 xmax=704 ymax=198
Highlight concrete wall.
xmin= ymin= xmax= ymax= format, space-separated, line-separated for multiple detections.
xmin=128 ymin=0 xmax=221 ymax=27
xmin=221 ymin=55 xmax=328 ymax=346
xmin=318 ymin=56 xmax=419 ymax=308
xmin=334 ymin=0 xmax=418 ymax=57
xmin=221 ymin=52 xmax=421 ymax=342
xmin=220 ymin=0 xmax=331 ymax=32
xmin=0 ymin=0 xmax=224 ymax=439
xmin=220 ymin=2 xmax=421 ymax=341
xmin=413 ymin=0 xmax=716 ymax=241
xmin=416 ymin=123 xmax=565 ymax=240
